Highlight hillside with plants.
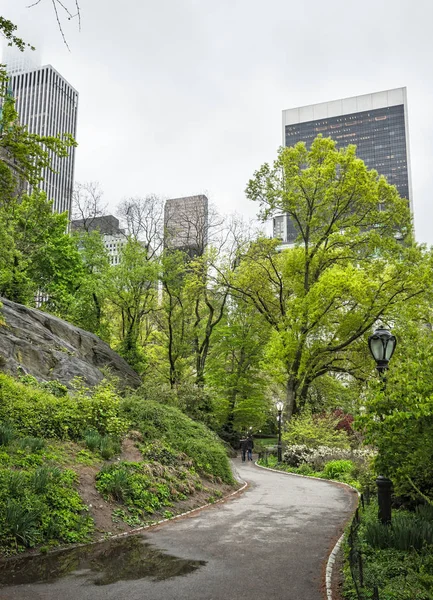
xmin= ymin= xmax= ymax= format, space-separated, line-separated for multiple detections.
xmin=0 ymin=373 xmax=235 ymax=556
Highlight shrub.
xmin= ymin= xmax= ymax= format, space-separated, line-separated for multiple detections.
xmin=323 ymin=459 xmax=354 ymax=480
xmin=0 ymin=374 xmax=129 ymax=441
xmin=282 ymin=412 xmax=350 ymax=449
xmin=30 ymin=466 xmax=62 ymax=494
xmin=0 ymin=422 xmax=16 ymax=446
xmin=296 ymin=463 xmax=315 ymax=476
xmin=16 ymin=437 xmax=46 ymax=452
xmin=97 ymin=465 xmax=132 ymax=502
xmin=5 ymin=470 xmax=28 ymax=497
xmin=0 ymin=465 xmax=93 ymax=552
xmin=5 ymin=500 xmax=41 ymax=548
xmin=83 ymin=429 xmax=102 ymax=452
xmin=139 ymin=441 xmax=186 ymax=466
xmin=99 ymin=435 xmax=120 ymax=460
xmin=40 ymin=380 xmax=68 ymax=397
xmin=121 ymin=397 xmax=233 ymax=483
xmin=365 ymin=513 xmax=433 ymax=551
xmin=282 ymin=444 xmax=314 ymax=467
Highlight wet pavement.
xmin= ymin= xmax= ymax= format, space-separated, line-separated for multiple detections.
xmin=0 ymin=459 xmax=357 ymax=600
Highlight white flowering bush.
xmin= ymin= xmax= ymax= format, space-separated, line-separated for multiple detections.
xmin=282 ymin=444 xmax=375 ymax=471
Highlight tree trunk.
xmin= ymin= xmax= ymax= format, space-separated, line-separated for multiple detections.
xmin=285 ymin=378 xmax=297 ymax=422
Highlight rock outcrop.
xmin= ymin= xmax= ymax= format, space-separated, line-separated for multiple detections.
xmin=0 ymin=298 xmax=141 ymax=389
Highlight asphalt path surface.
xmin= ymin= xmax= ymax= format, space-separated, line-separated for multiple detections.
xmin=0 ymin=459 xmax=357 ymax=600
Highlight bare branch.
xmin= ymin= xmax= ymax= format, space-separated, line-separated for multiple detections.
xmin=51 ymin=0 xmax=71 ymax=51
xmin=27 ymin=0 xmax=81 ymax=49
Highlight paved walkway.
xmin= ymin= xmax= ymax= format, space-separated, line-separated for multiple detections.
xmin=0 ymin=459 xmax=357 ymax=600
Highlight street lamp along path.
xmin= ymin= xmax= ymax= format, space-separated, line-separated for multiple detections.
xmin=368 ymin=327 xmax=397 ymax=376
xmin=276 ymin=401 xmax=284 ymax=463
xmin=368 ymin=326 xmax=397 ymax=525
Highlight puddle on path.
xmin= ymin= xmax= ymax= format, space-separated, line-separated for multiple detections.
xmin=0 ymin=535 xmax=206 ymax=586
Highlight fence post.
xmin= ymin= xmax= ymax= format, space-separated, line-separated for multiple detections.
xmin=373 ymin=585 xmax=380 ymax=599
xmin=358 ymin=553 xmax=364 ymax=588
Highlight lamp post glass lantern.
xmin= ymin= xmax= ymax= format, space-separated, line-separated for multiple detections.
xmin=276 ymin=402 xmax=283 ymax=462
xmin=368 ymin=327 xmax=397 ymax=375
xmin=368 ymin=326 xmax=396 ymax=524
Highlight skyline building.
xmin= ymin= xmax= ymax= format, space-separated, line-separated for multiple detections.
xmin=275 ymin=87 xmax=412 ymax=245
xmin=71 ymin=215 xmax=126 ymax=266
xmin=3 ymin=48 xmax=78 ymax=215
xmin=164 ymin=195 xmax=209 ymax=257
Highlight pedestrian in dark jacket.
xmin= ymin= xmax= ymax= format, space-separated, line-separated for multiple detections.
xmin=240 ymin=438 xmax=248 ymax=462
xmin=246 ymin=437 xmax=254 ymax=461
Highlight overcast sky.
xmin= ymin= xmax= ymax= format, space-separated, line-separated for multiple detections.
xmin=2 ymin=0 xmax=433 ymax=243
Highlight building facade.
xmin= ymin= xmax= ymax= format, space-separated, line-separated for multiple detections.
xmin=164 ymin=195 xmax=209 ymax=257
xmin=71 ymin=215 xmax=126 ymax=265
xmin=275 ymin=88 xmax=412 ymax=245
xmin=4 ymin=53 xmax=78 ymax=215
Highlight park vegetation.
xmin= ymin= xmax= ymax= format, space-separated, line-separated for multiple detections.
xmin=2 ymin=21 xmax=433 ymax=593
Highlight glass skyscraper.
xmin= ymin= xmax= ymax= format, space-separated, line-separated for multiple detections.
xmin=275 ymin=88 xmax=412 ymax=245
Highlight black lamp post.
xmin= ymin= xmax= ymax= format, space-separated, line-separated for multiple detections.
xmin=276 ymin=401 xmax=283 ymax=462
xmin=368 ymin=326 xmax=397 ymax=525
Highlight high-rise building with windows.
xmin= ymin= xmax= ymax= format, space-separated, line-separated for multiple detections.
xmin=164 ymin=195 xmax=209 ymax=257
xmin=3 ymin=49 xmax=78 ymax=215
xmin=71 ymin=215 xmax=126 ymax=265
xmin=275 ymin=88 xmax=412 ymax=245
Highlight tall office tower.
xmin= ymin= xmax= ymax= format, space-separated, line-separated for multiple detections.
xmin=164 ymin=195 xmax=209 ymax=257
xmin=275 ymin=88 xmax=412 ymax=245
xmin=3 ymin=49 xmax=78 ymax=215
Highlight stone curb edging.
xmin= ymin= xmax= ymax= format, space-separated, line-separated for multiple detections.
xmin=105 ymin=477 xmax=249 ymax=543
xmin=254 ymin=461 xmax=360 ymax=600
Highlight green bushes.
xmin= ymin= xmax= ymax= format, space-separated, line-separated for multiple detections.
xmin=139 ymin=441 xmax=188 ymax=466
xmin=323 ymin=459 xmax=354 ymax=480
xmin=0 ymin=465 xmax=93 ymax=552
xmin=16 ymin=437 xmax=46 ymax=452
xmin=365 ymin=512 xmax=433 ymax=551
xmin=83 ymin=429 xmax=120 ymax=459
xmin=282 ymin=412 xmax=351 ymax=449
xmin=95 ymin=460 xmax=202 ymax=517
xmin=0 ymin=373 xmax=232 ymax=484
xmin=0 ymin=422 xmax=16 ymax=446
xmin=259 ymin=445 xmax=375 ymax=489
xmin=0 ymin=375 xmax=129 ymax=440
xmin=121 ymin=397 xmax=233 ymax=483
xmin=343 ymin=501 xmax=433 ymax=599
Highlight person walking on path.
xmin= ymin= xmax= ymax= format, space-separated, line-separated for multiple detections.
xmin=239 ymin=438 xmax=247 ymax=462
xmin=246 ymin=437 xmax=254 ymax=461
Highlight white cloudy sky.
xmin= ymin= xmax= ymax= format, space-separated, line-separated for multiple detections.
xmin=2 ymin=0 xmax=433 ymax=243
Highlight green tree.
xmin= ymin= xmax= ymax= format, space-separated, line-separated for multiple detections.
xmin=186 ymin=250 xmax=229 ymax=387
xmin=207 ymin=299 xmax=271 ymax=434
xmin=107 ymin=237 xmax=159 ymax=373
xmin=151 ymin=250 xmax=194 ymax=387
xmin=0 ymin=190 xmax=84 ymax=307
xmin=359 ymin=297 xmax=433 ymax=502
xmin=229 ymin=137 xmax=429 ymax=420
xmin=67 ymin=229 xmax=111 ymax=337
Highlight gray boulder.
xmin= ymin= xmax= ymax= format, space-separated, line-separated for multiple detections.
xmin=0 ymin=298 xmax=141 ymax=389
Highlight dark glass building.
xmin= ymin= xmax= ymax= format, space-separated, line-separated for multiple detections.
xmin=276 ymin=88 xmax=412 ymax=245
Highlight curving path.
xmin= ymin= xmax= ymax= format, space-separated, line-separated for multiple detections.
xmin=0 ymin=459 xmax=357 ymax=600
